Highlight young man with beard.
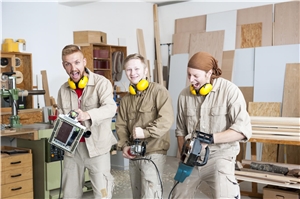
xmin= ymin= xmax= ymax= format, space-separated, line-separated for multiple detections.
xmin=116 ymin=53 xmax=174 ymax=199
xmin=57 ymin=44 xmax=117 ymax=199
xmin=171 ymin=52 xmax=252 ymax=199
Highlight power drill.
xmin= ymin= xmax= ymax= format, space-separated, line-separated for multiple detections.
xmin=128 ymin=139 xmax=147 ymax=156
xmin=174 ymin=131 xmax=214 ymax=183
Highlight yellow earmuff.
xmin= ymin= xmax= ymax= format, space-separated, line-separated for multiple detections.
xmin=68 ymin=76 xmax=88 ymax=90
xmin=129 ymin=79 xmax=149 ymax=95
xmin=190 ymin=83 xmax=213 ymax=96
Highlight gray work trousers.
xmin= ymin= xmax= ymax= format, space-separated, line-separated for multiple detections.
xmin=62 ymin=143 xmax=114 ymax=199
xmin=129 ymin=153 xmax=166 ymax=199
xmin=171 ymin=156 xmax=240 ymax=199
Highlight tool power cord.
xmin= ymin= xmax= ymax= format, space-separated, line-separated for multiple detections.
xmin=132 ymin=157 xmax=164 ymax=199
xmin=168 ymin=181 xmax=179 ymax=199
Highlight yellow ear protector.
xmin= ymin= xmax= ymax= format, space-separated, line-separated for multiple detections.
xmin=68 ymin=76 xmax=88 ymax=89
xmin=129 ymin=79 xmax=149 ymax=95
xmin=190 ymin=83 xmax=213 ymax=96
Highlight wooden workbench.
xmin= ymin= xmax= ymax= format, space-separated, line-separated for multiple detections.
xmin=1 ymin=123 xmax=53 ymax=141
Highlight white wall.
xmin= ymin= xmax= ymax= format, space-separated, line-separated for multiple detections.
xmin=2 ymin=2 xmax=154 ymax=108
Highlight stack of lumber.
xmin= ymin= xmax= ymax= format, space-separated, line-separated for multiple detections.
xmin=250 ymin=116 xmax=300 ymax=144
xmin=236 ymin=160 xmax=300 ymax=189
xmin=235 ymin=116 xmax=300 ymax=189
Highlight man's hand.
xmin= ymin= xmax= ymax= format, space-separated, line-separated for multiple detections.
xmin=122 ymin=146 xmax=136 ymax=159
xmin=133 ymin=127 xmax=145 ymax=139
xmin=74 ymin=109 xmax=91 ymax=121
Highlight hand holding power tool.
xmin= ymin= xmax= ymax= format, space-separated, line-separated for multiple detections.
xmin=174 ymin=131 xmax=214 ymax=183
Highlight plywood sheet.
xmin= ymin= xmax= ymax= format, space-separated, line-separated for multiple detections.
xmin=241 ymin=22 xmax=262 ymax=48
xmin=274 ymin=1 xmax=300 ymax=46
xmin=236 ymin=4 xmax=273 ymax=48
xmin=232 ymin=48 xmax=255 ymax=87
xmin=175 ymin=15 xmax=206 ymax=34
xmin=278 ymin=63 xmax=300 ymax=165
xmin=172 ymin=32 xmax=191 ymax=55
xmin=221 ymin=50 xmax=235 ymax=81
xmin=206 ymin=10 xmax=237 ymax=50
xmin=239 ymin=87 xmax=253 ymax=110
xmin=254 ymin=44 xmax=300 ymax=102
xmin=282 ymin=63 xmax=300 ymax=117
xmin=189 ymin=30 xmax=225 ymax=68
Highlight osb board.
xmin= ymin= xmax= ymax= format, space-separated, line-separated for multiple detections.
xmin=206 ymin=10 xmax=237 ymax=51
xmin=240 ymin=22 xmax=262 ymax=48
xmin=172 ymin=32 xmax=192 ymax=55
xmin=248 ymin=102 xmax=281 ymax=162
xmin=236 ymin=4 xmax=273 ymax=48
xmin=278 ymin=63 xmax=300 ymax=165
xmin=1 ymin=109 xmax=43 ymax=125
xmin=175 ymin=15 xmax=206 ymax=34
xmin=189 ymin=30 xmax=225 ymax=68
xmin=221 ymin=50 xmax=235 ymax=81
xmin=274 ymin=1 xmax=300 ymax=46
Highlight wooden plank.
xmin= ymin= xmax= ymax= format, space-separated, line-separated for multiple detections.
xmin=189 ymin=30 xmax=225 ymax=68
xmin=274 ymin=1 xmax=300 ymax=46
xmin=175 ymin=15 xmax=206 ymax=34
xmin=136 ymin=29 xmax=151 ymax=81
xmin=41 ymin=70 xmax=51 ymax=106
xmin=241 ymin=22 xmax=262 ymax=48
xmin=153 ymin=4 xmax=163 ymax=85
xmin=221 ymin=50 xmax=235 ymax=81
xmin=242 ymin=159 xmax=300 ymax=170
xmin=250 ymin=116 xmax=300 ymax=127
xmin=236 ymin=4 xmax=273 ymax=48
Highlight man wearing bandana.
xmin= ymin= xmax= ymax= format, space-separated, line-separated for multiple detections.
xmin=171 ymin=52 xmax=252 ymax=199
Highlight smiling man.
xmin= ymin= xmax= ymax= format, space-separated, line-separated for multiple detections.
xmin=171 ymin=51 xmax=252 ymax=199
xmin=57 ymin=44 xmax=117 ymax=199
xmin=116 ymin=53 xmax=174 ymax=199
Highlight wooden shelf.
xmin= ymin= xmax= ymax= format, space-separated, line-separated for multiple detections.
xmin=79 ymin=43 xmax=127 ymax=85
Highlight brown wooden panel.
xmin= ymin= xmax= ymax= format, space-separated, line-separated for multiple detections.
xmin=236 ymin=4 xmax=273 ymax=48
xmin=221 ymin=50 xmax=235 ymax=81
xmin=172 ymin=32 xmax=191 ymax=55
xmin=278 ymin=63 xmax=300 ymax=165
xmin=175 ymin=15 xmax=206 ymax=33
xmin=189 ymin=30 xmax=225 ymax=68
xmin=241 ymin=22 xmax=262 ymax=48
xmin=274 ymin=1 xmax=300 ymax=45
xmin=239 ymin=87 xmax=253 ymax=110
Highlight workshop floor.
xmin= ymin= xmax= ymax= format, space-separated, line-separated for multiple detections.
xmin=83 ymin=156 xmax=262 ymax=199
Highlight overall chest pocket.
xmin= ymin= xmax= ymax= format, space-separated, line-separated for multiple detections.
xmin=83 ymin=96 xmax=99 ymax=109
xmin=210 ymin=106 xmax=228 ymax=133
xmin=184 ymin=108 xmax=199 ymax=134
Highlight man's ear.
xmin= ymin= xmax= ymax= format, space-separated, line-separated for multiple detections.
xmin=144 ymin=65 xmax=148 ymax=77
xmin=206 ymin=69 xmax=213 ymax=77
xmin=83 ymin=58 xmax=87 ymax=66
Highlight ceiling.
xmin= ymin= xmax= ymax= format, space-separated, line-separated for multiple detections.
xmin=58 ymin=0 xmax=189 ymax=7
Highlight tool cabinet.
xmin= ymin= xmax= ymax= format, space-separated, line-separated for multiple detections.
xmin=1 ymin=146 xmax=33 ymax=199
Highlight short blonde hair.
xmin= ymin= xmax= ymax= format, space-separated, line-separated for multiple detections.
xmin=123 ymin=53 xmax=146 ymax=69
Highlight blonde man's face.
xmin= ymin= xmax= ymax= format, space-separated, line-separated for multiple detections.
xmin=125 ymin=59 xmax=147 ymax=85
xmin=62 ymin=51 xmax=86 ymax=83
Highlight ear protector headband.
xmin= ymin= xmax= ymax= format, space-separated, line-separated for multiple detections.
xmin=129 ymin=79 xmax=149 ymax=95
xmin=190 ymin=83 xmax=213 ymax=96
xmin=68 ymin=68 xmax=89 ymax=89
xmin=68 ymin=76 xmax=88 ymax=89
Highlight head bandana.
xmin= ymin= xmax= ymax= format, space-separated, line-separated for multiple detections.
xmin=188 ymin=52 xmax=222 ymax=84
